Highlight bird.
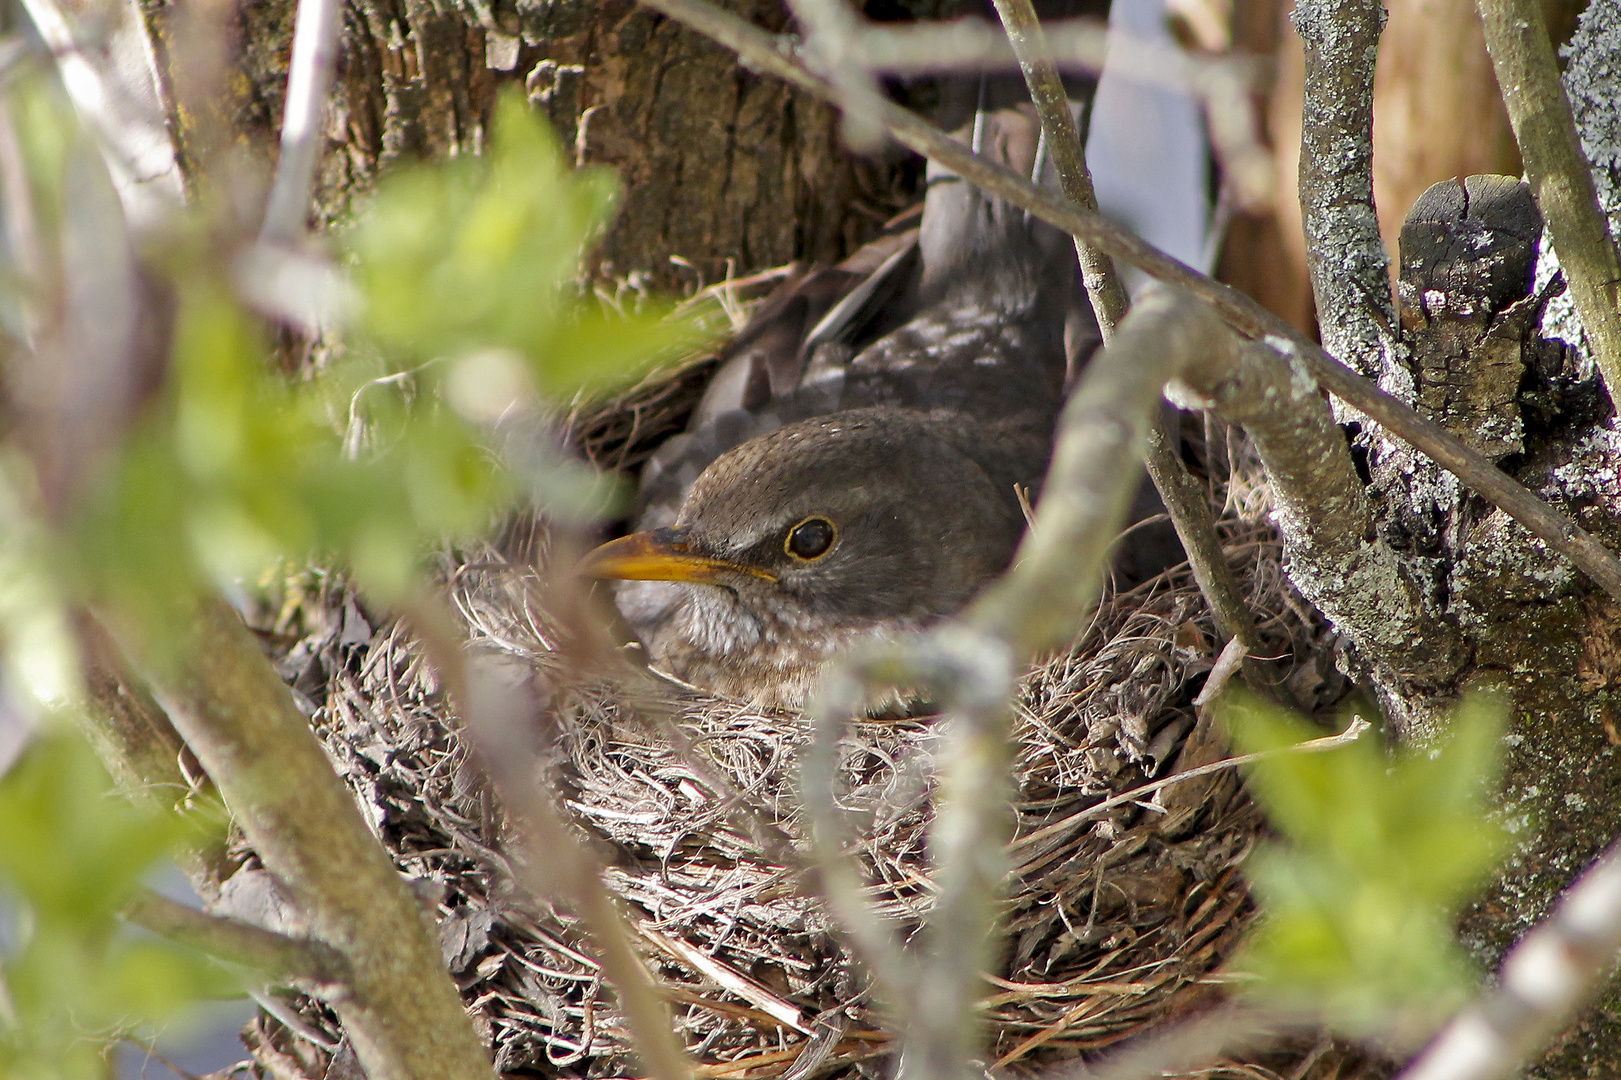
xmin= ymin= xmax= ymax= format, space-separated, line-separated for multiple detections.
xmin=579 ymin=97 xmax=1171 ymax=711
xmin=579 ymin=406 xmax=1042 ymax=710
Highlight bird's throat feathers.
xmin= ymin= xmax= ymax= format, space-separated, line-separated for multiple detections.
xmin=654 ymin=580 xmax=926 ymax=712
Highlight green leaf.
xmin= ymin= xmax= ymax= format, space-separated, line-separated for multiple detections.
xmin=0 ymin=731 xmax=241 ymax=1080
xmin=1222 ymin=692 xmax=1509 ymax=1038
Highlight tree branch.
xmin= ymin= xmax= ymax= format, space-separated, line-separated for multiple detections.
xmin=76 ymin=614 xmax=237 ymax=902
xmin=1476 ymin=0 xmax=1621 ymax=399
xmin=142 ymin=595 xmax=497 ymax=1080
xmin=124 ymin=887 xmax=349 ymax=987
xmin=1398 ymin=838 xmax=1621 ymax=1080
xmin=990 ymin=0 xmax=1128 ymax=333
xmin=637 ymin=0 xmax=1621 ymax=605
xmin=405 ymin=599 xmax=694 ymax=1080
xmin=1167 ymin=309 xmax=1466 ymax=686
xmin=802 ymin=289 xmax=1203 ymax=1080
xmin=1292 ymin=0 xmax=1396 ymax=379
xmin=988 ymin=0 xmax=1261 ymax=657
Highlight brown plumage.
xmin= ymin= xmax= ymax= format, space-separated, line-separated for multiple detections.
xmin=580 ymin=105 xmax=1166 ymax=711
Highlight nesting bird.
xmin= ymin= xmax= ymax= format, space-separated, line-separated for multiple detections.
xmin=581 ymin=106 xmax=1125 ymax=710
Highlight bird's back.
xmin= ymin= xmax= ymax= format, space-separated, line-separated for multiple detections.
xmin=635 ymin=106 xmax=1087 ymax=535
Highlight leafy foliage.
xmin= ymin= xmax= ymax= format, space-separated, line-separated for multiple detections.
xmin=349 ymin=90 xmax=695 ymax=394
xmin=1223 ymin=693 xmax=1509 ymax=1039
xmin=54 ymin=86 xmax=698 ymax=636
xmin=0 ymin=731 xmax=238 ymax=1080
xmin=0 ymin=77 xmax=699 ymax=1075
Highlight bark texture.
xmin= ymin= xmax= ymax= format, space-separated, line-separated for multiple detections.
xmin=162 ymin=0 xmax=914 ymax=291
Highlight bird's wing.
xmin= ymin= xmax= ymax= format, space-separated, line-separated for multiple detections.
xmin=635 ymin=106 xmax=1093 ymax=530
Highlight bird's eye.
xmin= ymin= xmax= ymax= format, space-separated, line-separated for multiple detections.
xmin=785 ymin=516 xmax=838 ymax=560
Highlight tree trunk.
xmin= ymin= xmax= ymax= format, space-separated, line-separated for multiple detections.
xmin=187 ymin=0 xmax=914 ymax=291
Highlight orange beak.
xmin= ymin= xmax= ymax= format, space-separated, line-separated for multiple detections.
xmin=576 ymin=528 xmax=778 ymax=584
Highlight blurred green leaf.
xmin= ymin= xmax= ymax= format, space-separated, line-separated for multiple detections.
xmin=0 ymin=731 xmax=239 ymax=1080
xmin=349 ymin=87 xmax=699 ymax=392
xmin=56 ymin=85 xmax=701 ymax=637
xmin=1223 ymin=693 xmax=1508 ymax=1038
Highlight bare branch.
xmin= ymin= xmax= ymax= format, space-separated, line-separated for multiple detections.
xmin=76 ymin=614 xmax=237 ymax=900
xmin=970 ymin=287 xmax=1244 ymax=654
xmin=15 ymin=0 xmax=184 ymax=230
xmin=1139 ymin=426 xmax=1262 ymax=652
xmin=637 ymin=0 xmax=1621 ymax=604
xmin=124 ymin=887 xmax=349 ymax=987
xmin=1397 ymin=175 xmax=1543 ymax=461
xmin=804 ymin=289 xmax=1225 ymax=1080
xmin=1293 ymin=0 xmax=1396 ymax=379
xmin=988 ymin=0 xmax=1262 ymax=659
xmin=405 ymin=599 xmax=694 ymax=1080
xmin=1167 ymin=315 xmax=1465 ymax=686
xmin=142 ymin=595 xmax=498 ymax=1080
xmin=1398 ymin=838 xmax=1621 ymax=1080
xmin=1477 ymin=0 xmax=1621 ymax=399
xmin=259 ymin=0 xmax=342 ymax=245
xmin=784 ymin=0 xmax=890 ymax=152
xmin=990 ymin=0 xmax=1129 ymax=334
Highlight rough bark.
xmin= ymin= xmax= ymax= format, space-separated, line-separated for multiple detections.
xmin=157 ymin=0 xmax=913 ymax=291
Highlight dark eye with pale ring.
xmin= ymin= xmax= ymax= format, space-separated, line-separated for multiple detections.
xmin=785 ymin=516 xmax=838 ymax=560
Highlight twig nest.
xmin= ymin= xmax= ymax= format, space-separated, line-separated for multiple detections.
xmin=250 ymin=358 xmax=1336 ymax=1079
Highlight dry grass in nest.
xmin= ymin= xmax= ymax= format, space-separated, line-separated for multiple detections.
xmin=248 ymin=303 xmax=1344 ymax=1080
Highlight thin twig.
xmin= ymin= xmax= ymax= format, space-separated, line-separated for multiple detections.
xmin=1398 ymin=837 xmax=1621 ymax=1080
xmin=1009 ymin=712 xmax=1370 ymax=853
xmin=990 ymin=0 xmax=1128 ymax=333
xmin=258 ymin=0 xmax=342 ymax=244
xmin=1476 ymin=0 xmax=1621 ymax=400
xmin=984 ymin=0 xmax=1261 ymax=651
xmin=637 ymin=0 xmax=1621 ymax=605
xmin=784 ymin=0 xmax=889 ymax=152
xmin=969 ymin=288 xmax=1246 ymax=655
xmin=801 ymin=289 xmax=1223 ymax=1079
xmin=1140 ymin=423 xmax=1262 ymax=652
xmin=123 ymin=888 xmax=350 ymax=987
xmin=15 ymin=0 xmax=184 ymax=229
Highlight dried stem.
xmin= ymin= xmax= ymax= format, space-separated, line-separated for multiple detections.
xmin=1398 ymin=839 xmax=1621 ymax=1080
xmin=637 ymin=0 xmax=1621 ymax=604
xmin=1008 ymin=712 xmax=1370 ymax=853
xmin=1139 ymin=425 xmax=1261 ymax=651
xmin=1476 ymin=0 xmax=1621 ymax=400
xmin=143 ymin=595 xmax=497 ymax=1080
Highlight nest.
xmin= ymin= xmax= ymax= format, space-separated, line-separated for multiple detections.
xmin=248 ymin=331 xmax=1344 ymax=1080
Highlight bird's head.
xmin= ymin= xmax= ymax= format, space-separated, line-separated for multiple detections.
xmin=579 ymin=409 xmax=1026 ymax=644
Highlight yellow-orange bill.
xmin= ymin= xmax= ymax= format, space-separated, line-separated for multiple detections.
xmin=576 ymin=530 xmax=777 ymax=584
